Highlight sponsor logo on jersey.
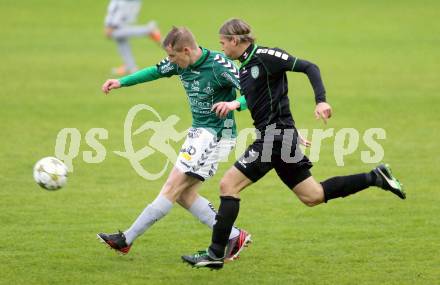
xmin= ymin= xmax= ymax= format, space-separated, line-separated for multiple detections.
xmin=203 ymin=85 xmax=215 ymax=95
xmin=188 ymin=97 xmax=212 ymax=112
xmin=191 ymin=80 xmax=200 ymax=91
xmin=160 ymin=63 xmax=174 ymax=74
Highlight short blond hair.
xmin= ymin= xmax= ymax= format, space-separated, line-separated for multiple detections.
xmin=162 ymin=26 xmax=198 ymax=51
xmin=219 ymin=18 xmax=255 ymax=44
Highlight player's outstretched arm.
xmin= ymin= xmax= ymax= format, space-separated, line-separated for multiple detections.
xmin=101 ymin=65 xmax=168 ymax=95
xmin=102 ymin=79 xmax=121 ymax=94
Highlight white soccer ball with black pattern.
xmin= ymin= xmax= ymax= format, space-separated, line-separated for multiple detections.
xmin=33 ymin=157 xmax=68 ymax=190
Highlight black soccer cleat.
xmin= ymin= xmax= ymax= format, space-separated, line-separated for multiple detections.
xmin=181 ymin=249 xmax=224 ymax=270
xmin=97 ymin=231 xmax=132 ymax=254
xmin=373 ymin=164 xmax=406 ymax=199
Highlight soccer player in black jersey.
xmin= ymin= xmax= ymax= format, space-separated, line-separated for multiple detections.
xmin=182 ymin=19 xmax=406 ymax=269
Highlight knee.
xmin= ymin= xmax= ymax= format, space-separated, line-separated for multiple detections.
xmin=175 ymin=191 xmax=186 ymax=205
xmin=176 ymin=189 xmax=197 ymax=209
xmin=219 ymin=178 xmax=236 ymax=196
xmin=161 ymin=181 xmax=180 ymax=201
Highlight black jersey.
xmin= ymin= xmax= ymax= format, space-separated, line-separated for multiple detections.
xmin=238 ymin=44 xmax=326 ymax=133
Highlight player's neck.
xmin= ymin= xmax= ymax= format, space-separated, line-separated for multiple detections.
xmin=189 ymin=47 xmax=203 ymax=66
xmin=237 ymin=43 xmax=253 ymax=62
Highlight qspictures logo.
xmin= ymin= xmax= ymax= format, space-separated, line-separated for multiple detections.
xmin=54 ymin=104 xmax=386 ymax=180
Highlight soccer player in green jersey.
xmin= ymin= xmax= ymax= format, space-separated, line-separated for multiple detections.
xmin=97 ymin=27 xmax=251 ymax=261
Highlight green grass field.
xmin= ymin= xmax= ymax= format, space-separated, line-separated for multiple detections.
xmin=1 ymin=0 xmax=439 ymax=284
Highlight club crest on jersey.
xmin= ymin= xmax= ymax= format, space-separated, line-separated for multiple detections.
xmin=251 ymin=66 xmax=259 ymax=79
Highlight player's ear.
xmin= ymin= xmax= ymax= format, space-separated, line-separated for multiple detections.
xmin=232 ymin=36 xmax=239 ymax=46
xmin=183 ymin=46 xmax=191 ymax=55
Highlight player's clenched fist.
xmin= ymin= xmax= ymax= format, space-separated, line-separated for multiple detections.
xmin=102 ymin=79 xmax=121 ymax=94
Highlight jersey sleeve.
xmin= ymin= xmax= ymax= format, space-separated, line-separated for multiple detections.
xmin=257 ymin=48 xmax=327 ymax=103
xmin=118 ymin=57 xmax=179 ymax=87
xmin=119 ymin=66 xmax=162 ymax=87
xmin=212 ymin=54 xmax=241 ymax=90
xmin=236 ymin=95 xmax=247 ymax=111
xmin=156 ymin=57 xmax=179 ymax=77
xmin=291 ymin=59 xmax=327 ymax=103
xmin=256 ymin=48 xmax=298 ymax=74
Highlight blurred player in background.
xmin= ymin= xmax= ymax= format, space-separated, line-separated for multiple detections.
xmin=104 ymin=0 xmax=162 ymax=75
xmin=97 ymin=27 xmax=251 ymax=261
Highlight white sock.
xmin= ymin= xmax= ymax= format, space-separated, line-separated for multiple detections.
xmin=124 ymin=195 xmax=173 ymax=245
xmin=188 ymin=196 xmax=240 ymax=240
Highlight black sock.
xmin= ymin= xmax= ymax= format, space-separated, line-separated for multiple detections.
xmin=321 ymin=172 xmax=375 ymax=202
xmin=370 ymin=169 xmax=384 ymax=187
xmin=209 ymin=196 xmax=240 ymax=258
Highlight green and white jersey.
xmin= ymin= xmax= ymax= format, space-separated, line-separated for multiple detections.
xmin=156 ymin=47 xmax=240 ymax=137
xmin=120 ymin=47 xmax=241 ymax=137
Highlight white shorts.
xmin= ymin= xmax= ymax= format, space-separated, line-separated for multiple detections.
xmin=105 ymin=0 xmax=141 ymax=28
xmin=175 ymin=128 xmax=236 ymax=181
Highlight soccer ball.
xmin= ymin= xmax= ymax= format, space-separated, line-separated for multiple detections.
xmin=33 ymin=157 xmax=68 ymax=190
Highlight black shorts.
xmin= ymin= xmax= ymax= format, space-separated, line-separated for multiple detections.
xmin=234 ymin=135 xmax=312 ymax=189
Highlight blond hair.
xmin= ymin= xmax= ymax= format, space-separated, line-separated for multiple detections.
xmin=219 ymin=18 xmax=255 ymax=44
xmin=162 ymin=26 xmax=198 ymax=51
